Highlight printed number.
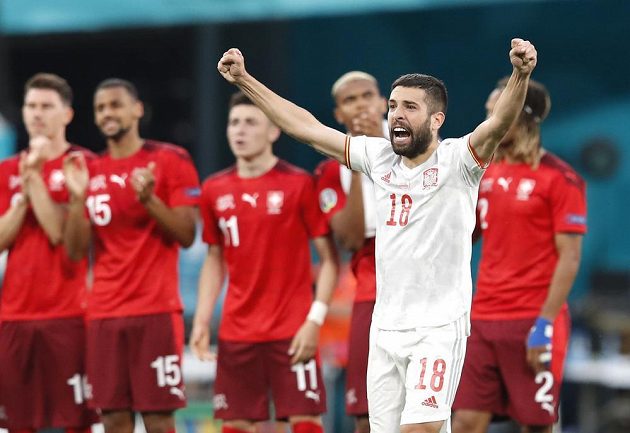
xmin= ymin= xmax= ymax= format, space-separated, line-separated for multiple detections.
xmin=477 ymin=198 xmax=489 ymax=230
xmin=415 ymin=357 xmax=447 ymax=392
xmin=535 ymin=371 xmax=555 ymax=412
xmin=86 ymin=194 xmax=112 ymax=226
xmin=291 ymin=359 xmax=318 ymax=391
xmin=218 ymin=215 xmax=240 ymax=247
xmin=67 ymin=373 xmax=92 ymax=404
xmin=386 ymin=193 xmax=413 ymax=226
xmin=150 ymin=355 xmax=182 ymax=387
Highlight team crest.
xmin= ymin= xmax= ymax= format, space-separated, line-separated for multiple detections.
xmin=516 ymin=178 xmax=536 ymax=201
xmin=319 ymin=188 xmax=338 ymax=213
xmin=9 ymin=175 xmax=21 ymax=190
xmin=89 ymin=175 xmax=107 ymax=191
xmin=422 ymin=168 xmax=438 ymax=190
xmin=480 ymin=178 xmax=494 ymax=193
xmin=48 ymin=169 xmax=66 ymax=191
xmin=216 ymin=194 xmax=235 ymax=212
xmin=267 ymin=191 xmax=284 ymax=214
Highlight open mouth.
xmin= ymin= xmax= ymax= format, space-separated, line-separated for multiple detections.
xmin=392 ymin=126 xmax=411 ymax=145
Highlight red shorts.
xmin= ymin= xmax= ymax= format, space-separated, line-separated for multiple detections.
xmin=345 ymin=300 xmax=374 ymax=416
xmin=214 ymin=338 xmax=326 ymax=420
xmin=87 ymin=313 xmax=186 ymax=412
xmin=0 ymin=317 xmax=97 ymax=429
xmin=453 ymin=311 xmax=570 ymax=425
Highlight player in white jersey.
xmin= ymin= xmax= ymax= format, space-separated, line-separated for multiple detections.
xmin=217 ymin=38 xmax=538 ymax=433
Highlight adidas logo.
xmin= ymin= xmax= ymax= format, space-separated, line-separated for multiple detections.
xmin=421 ymin=395 xmax=439 ymax=409
xmin=381 ymin=172 xmax=392 ymax=183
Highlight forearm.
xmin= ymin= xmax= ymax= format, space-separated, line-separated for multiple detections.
xmin=0 ymin=200 xmax=28 ymax=251
xmin=64 ymin=198 xmax=91 ymax=260
xmin=193 ymin=247 xmax=225 ymax=328
xmin=237 ymin=74 xmax=346 ymax=162
xmin=27 ymin=173 xmax=65 ymax=245
xmin=330 ymin=172 xmax=366 ymax=251
xmin=539 ymin=251 xmax=581 ymax=321
xmin=312 ymin=238 xmax=339 ymax=306
xmin=142 ymin=195 xmax=197 ymax=247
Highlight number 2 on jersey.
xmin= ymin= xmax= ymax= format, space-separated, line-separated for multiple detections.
xmin=386 ymin=193 xmax=413 ymax=226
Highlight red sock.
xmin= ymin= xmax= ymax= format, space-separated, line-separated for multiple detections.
xmin=292 ymin=421 xmax=323 ymax=433
xmin=222 ymin=426 xmax=250 ymax=433
xmin=66 ymin=428 xmax=92 ymax=433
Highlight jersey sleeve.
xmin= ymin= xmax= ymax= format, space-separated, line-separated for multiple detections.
xmin=0 ymin=160 xmax=15 ymax=215
xmin=456 ymin=134 xmax=489 ymax=187
xmin=163 ymin=148 xmax=201 ymax=207
xmin=314 ymin=160 xmax=346 ymax=223
xmin=549 ymin=171 xmax=587 ymax=234
xmin=199 ymin=181 xmax=223 ymax=246
xmin=299 ymin=174 xmax=330 ymax=239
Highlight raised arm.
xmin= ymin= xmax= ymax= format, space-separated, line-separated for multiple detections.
xmin=62 ymin=152 xmax=92 ymax=260
xmin=470 ymin=38 xmax=538 ymax=163
xmin=218 ymin=48 xmax=348 ymax=163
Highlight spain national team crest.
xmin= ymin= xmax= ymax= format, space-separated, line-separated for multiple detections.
xmin=267 ymin=191 xmax=284 ymax=214
xmin=422 ymin=168 xmax=438 ymax=190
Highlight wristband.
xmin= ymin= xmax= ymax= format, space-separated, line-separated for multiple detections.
xmin=307 ymin=300 xmax=328 ymax=326
xmin=528 ymin=317 xmax=553 ymax=362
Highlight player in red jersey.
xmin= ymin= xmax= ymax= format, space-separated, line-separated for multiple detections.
xmin=0 ymin=73 xmax=96 ymax=433
xmin=189 ymin=91 xmax=338 ymax=433
xmin=314 ymin=71 xmax=386 ymax=433
xmin=452 ymin=79 xmax=587 ymax=433
xmin=62 ymin=79 xmax=200 ymax=433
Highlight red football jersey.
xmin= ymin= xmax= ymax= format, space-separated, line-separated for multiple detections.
xmin=201 ymin=160 xmax=329 ymax=342
xmin=314 ymin=159 xmax=376 ymax=302
xmin=473 ymin=152 xmax=587 ymax=320
xmin=85 ymin=140 xmax=200 ymax=319
xmin=0 ymin=146 xmax=92 ymax=320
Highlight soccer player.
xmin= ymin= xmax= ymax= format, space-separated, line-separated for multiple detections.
xmin=451 ymin=79 xmax=586 ymax=433
xmin=189 ymin=91 xmax=338 ymax=433
xmin=0 ymin=73 xmax=96 ymax=433
xmin=314 ymin=71 xmax=387 ymax=433
xmin=62 ymin=78 xmax=200 ymax=433
xmin=216 ymin=38 xmax=538 ymax=433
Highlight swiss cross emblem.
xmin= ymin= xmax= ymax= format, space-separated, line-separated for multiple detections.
xmin=422 ymin=168 xmax=438 ymax=190
xmin=267 ymin=191 xmax=284 ymax=214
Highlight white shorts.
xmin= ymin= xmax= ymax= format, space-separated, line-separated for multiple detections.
xmin=367 ymin=314 xmax=469 ymax=432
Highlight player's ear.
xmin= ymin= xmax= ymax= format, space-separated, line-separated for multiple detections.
xmin=268 ymin=124 xmax=281 ymax=143
xmin=133 ymin=100 xmax=144 ymax=119
xmin=64 ymin=106 xmax=74 ymax=126
xmin=333 ymin=107 xmax=345 ymax=126
xmin=432 ymin=112 xmax=445 ymax=131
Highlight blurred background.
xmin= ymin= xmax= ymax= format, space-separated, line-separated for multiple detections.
xmin=0 ymin=0 xmax=629 ymax=432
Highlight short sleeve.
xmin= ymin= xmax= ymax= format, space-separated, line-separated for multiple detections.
xmin=299 ymin=175 xmax=330 ymax=239
xmin=0 ymin=160 xmax=15 ymax=215
xmin=549 ymin=171 xmax=587 ymax=234
xmin=456 ymin=134 xmax=489 ymax=187
xmin=199 ymin=182 xmax=223 ymax=246
xmin=348 ymin=135 xmax=390 ymax=179
xmin=163 ymin=148 xmax=201 ymax=207
xmin=314 ymin=160 xmax=346 ymax=223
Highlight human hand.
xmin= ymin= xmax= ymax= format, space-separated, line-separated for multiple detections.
xmin=526 ymin=317 xmax=553 ymax=374
xmin=131 ymin=161 xmax=156 ymax=204
xmin=217 ymin=48 xmax=248 ymax=84
xmin=510 ymin=38 xmax=537 ymax=75
xmin=62 ymin=151 xmax=89 ymax=201
xmin=351 ymin=108 xmax=385 ymax=137
xmin=288 ymin=320 xmax=320 ymax=364
xmin=190 ymin=322 xmax=216 ymax=362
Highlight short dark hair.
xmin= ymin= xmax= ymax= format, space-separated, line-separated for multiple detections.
xmin=391 ymin=74 xmax=448 ymax=115
xmin=24 ymin=73 xmax=73 ymax=106
xmin=497 ymin=77 xmax=550 ymax=124
xmin=229 ymin=91 xmax=255 ymax=109
xmin=95 ymin=78 xmax=139 ymax=100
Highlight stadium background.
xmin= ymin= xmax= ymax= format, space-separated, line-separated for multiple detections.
xmin=0 ymin=0 xmax=629 ymax=432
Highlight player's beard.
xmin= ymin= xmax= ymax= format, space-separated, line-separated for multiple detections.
xmin=100 ymin=123 xmax=131 ymax=142
xmin=391 ymin=116 xmax=432 ymax=159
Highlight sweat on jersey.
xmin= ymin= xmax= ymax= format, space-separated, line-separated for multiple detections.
xmin=472 ymin=152 xmax=587 ymax=320
xmin=0 ymin=146 xmax=94 ymax=321
xmin=346 ymin=134 xmax=486 ymax=330
xmin=85 ymin=140 xmax=200 ymax=319
xmin=200 ymin=160 xmax=329 ymax=342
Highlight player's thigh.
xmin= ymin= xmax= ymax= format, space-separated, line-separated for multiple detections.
xmin=266 ymin=338 xmax=326 ymax=419
xmin=346 ymin=300 xmax=374 ymax=416
xmin=127 ymin=313 xmax=187 ymax=412
xmin=497 ymin=319 xmax=562 ymax=426
xmin=214 ymin=339 xmax=270 ymax=421
xmin=401 ymin=316 xmax=468 ymax=426
xmin=366 ymin=326 xmax=405 ymax=433
xmin=452 ymin=320 xmax=505 ymax=414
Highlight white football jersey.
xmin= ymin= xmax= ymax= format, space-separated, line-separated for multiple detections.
xmin=348 ymin=134 xmax=485 ymax=329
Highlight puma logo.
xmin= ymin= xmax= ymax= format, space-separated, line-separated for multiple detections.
xmin=305 ymin=390 xmax=320 ymax=403
xmin=169 ymin=387 xmax=185 ymax=401
xmin=110 ymin=174 xmax=127 ymax=188
xmin=497 ymin=177 xmax=512 ymax=192
xmin=241 ymin=192 xmax=259 ymax=208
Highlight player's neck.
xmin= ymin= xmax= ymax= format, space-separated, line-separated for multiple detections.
xmin=402 ymin=139 xmax=439 ymax=169
xmin=236 ymin=153 xmax=278 ymax=179
xmin=107 ymin=132 xmax=144 ymax=159
xmin=45 ymin=137 xmax=71 ymax=160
